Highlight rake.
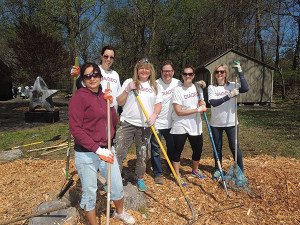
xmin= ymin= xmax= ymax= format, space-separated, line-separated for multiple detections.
xmin=224 ymin=62 xmax=256 ymax=197
xmin=195 ymin=81 xmax=229 ymax=197
xmin=133 ymin=90 xmax=196 ymax=217
xmin=57 ymin=56 xmax=79 ymax=199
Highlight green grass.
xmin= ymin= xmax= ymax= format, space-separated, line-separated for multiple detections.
xmin=0 ymin=99 xmax=299 ymax=159
xmin=0 ymin=122 xmax=69 ymax=158
xmin=237 ymin=100 xmax=300 ymax=158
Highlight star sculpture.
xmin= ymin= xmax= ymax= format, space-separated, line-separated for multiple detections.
xmin=28 ymin=76 xmax=58 ymax=112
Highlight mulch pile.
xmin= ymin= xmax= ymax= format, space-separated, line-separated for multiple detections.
xmin=0 ymin=154 xmax=299 ymax=224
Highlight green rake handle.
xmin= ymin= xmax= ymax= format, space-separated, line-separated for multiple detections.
xmin=66 ymin=56 xmax=79 ymax=180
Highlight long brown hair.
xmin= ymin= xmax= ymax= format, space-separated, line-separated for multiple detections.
xmin=133 ymin=58 xmax=158 ymax=94
xmin=212 ymin=64 xmax=230 ymax=86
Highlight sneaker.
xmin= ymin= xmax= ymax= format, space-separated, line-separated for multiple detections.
xmin=212 ymin=170 xmax=221 ymax=181
xmin=154 ymin=176 xmax=163 ymax=185
xmin=137 ymin=179 xmax=147 ymax=192
xmin=174 ymin=177 xmax=188 ymax=188
xmin=192 ymin=169 xmax=206 ymax=180
xmin=112 ymin=209 xmax=135 ymax=225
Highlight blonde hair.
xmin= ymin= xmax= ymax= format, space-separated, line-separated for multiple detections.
xmin=212 ymin=64 xmax=230 ymax=86
xmin=133 ymin=58 xmax=158 ymax=94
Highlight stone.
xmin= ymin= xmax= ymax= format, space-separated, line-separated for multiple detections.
xmin=25 ymin=110 xmax=59 ymax=123
xmin=28 ymin=200 xmax=78 ymax=225
xmin=0 ymin=149 xmax=22 ymax=164
xmin=123 ymin=183 xmax=146 ymax=210
xmin=27 ymin=76 xmax=58 ymax=112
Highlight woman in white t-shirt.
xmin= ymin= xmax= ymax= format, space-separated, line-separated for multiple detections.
xmin=171 ymin=65 xmax=207 ymax=188
xmin=98 ymin=46 xmax=121 ymax=112
xmin=74 ymin=46 xmax=121 ymax=112
xmin=150 ymin=60 xmax=182 ymax=185
xmin=115 ymin=58 xmax=162 ymax=192
xmin=208 ymin=62 xmax=249 ymax=181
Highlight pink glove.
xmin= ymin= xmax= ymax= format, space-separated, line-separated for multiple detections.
xmin=146 ymin=114 xmax=158 ymax=127
xmin=125 ymin=81 xmax=136 ymax=93
xmin=96 ymin=147 xmax=114 ymax=164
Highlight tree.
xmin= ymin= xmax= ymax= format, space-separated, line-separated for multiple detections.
xmin=9 ymin=21 xmax=70 ymax=87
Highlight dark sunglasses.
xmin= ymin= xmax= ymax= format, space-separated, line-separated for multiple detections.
xmin=215 ymin=70 xmax=225 ymax=74
xmin=83 ymin=73 xmax=101 ymax=80
xmin=182 ymin=72 xmax=194 ymax=76
xmin=103 ymin=55 xmax=115 ymax=60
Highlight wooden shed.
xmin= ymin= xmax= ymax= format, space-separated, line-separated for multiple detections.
xmin=195 ymin=49 xmax=275 ymax=104
xmin=0 ymin=58 xmax=13 ymax=101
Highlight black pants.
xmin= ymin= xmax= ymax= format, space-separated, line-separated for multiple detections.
xmin=172 ymin=133 xmax=203 ymax=162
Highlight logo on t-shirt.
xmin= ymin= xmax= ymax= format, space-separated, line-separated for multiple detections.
xmin=162 ymin=89 xmax=175 ymax=96
xmin=140 ymin=87 xmax=153 ymax=93
xmin=184 ymin=92 xmax=197 ymax=99
xmin=216 ymin=91 xmax=230 ymax=96
xmin=102 ymin=76 xmax=117 ymax=83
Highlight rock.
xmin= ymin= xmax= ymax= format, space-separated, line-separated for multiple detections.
xmin=28 ymin=200 xmax=78 ymax=225
xmin=0 ymin=149 xmax=22 ymax=164
xmin=123 ymin=183 xmax=146 ymax=210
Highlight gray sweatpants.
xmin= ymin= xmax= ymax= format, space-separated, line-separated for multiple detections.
xmin=114 ymin=121 xmax=151 ymax=177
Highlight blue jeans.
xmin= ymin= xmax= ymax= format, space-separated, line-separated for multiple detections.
xmin=75 ymin=146 xmax=124 ymax=211
xmin=211 ymin=126 xmax=244 ymax=172
xmin=150 ymin=128 xmax=174 ymax=177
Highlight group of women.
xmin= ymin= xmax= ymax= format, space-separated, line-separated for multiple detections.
xmin=69 ymin=46 xmax=249 ymax=224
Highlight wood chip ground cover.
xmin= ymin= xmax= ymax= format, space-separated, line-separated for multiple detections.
xmin=0 ymin=154 xmax=299 ymax=224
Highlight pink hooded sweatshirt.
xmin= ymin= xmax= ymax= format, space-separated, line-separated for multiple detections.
xmin=69 ymin=87 xmax=118 ymax=152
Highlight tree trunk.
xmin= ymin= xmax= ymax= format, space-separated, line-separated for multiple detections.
xmin=278 ymin=66 xmax=286 ymax=100
xmin=255 ymin=0 xmax=265 ymax=62
xmin=292 ymin=18 xmax=300 ymax=70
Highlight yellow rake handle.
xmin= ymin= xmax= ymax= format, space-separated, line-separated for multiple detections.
xmin=133 ymin=90 xmax=195 ymax=216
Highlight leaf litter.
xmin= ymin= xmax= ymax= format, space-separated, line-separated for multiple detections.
xmin=0 ymin=154 xmax=299 ymax=224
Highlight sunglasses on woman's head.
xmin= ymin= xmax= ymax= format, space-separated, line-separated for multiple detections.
xmin=215 ymin=70 xmax=225 ymax=74
xmin=83 ymin=73 xmax=101 ymax=80
xmin=182 ymin=72 xmax=194 ymax=76
xmin=103 ymin=55 xmax=115 ymax=60
xmin=139 ymin=57 xmax=151 ymax=63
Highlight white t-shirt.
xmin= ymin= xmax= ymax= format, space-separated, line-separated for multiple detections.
xmin=119 ymin=79 xmax=163 ymax=127
xmin=170 ymin=84 xmax=203 ymax=135
xmin=155 ymin=78 xmax=182 ymax=129
xmin=208 ymin=82 xmax=240 ymax=127
xmin=99 ymin=66 xmax=121 ymax=111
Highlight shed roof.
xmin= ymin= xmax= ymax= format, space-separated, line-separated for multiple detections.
xmin=199 ymin=48 xmax=275 ymax=70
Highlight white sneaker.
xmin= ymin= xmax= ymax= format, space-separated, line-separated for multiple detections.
xmin=112 ymin=209 xmax=135 ymax=225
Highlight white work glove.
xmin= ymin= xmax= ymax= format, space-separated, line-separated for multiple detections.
xmin=196 ymin=80 xmax=206 ymax=89
xmin=228 ymin=88 xmax=239 ymax=98
xmin=146 ymin=114 xmax=158 ymax=127
xmin=197 ymin=104 xmax=207 ymax=113
xmin=232 ymin=61 xmax=242 ymax=72
xmin=96 ymin=147 xmax=114 ymax=164
xmin=125 ymin=81 xmax=136 ymax=93
xmin=70 ymin=66 xmax=80 ymax=76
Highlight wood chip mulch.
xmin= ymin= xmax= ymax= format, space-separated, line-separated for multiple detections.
xmin=0 ymin=154 xmax=299 ymax=224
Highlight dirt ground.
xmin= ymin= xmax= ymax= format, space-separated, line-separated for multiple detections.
xmin=0 ymin=97 xmax=299 ymax=224
xmin=0 ymin=155 xmax=299 ymax=225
